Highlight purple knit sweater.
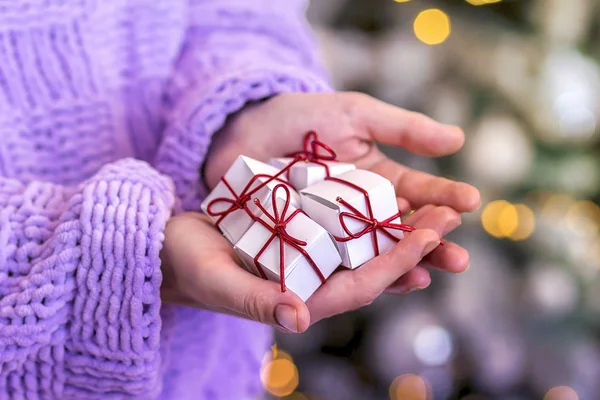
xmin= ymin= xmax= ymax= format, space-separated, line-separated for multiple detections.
xmin=0 ymin=1 xmax=331 ymax=399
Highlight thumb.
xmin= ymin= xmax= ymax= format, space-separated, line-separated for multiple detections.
xmin=362 ymin=228 xmax=441 ymax=288
xmin=197 ymin=257 xmax=311 ymax=333
xmin=305 ymin=228 xmax=440 ymax=324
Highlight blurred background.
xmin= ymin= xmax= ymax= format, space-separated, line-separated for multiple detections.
xmin=262 ymin=1 xmax=600 ymax=399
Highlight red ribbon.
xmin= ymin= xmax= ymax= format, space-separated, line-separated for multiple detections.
xmin=326 ymin=176 xmax=443 ymax=256
xmin=252 ymin=184 xmax=327 ymax=293
xmin=285 ymin=131 xmax=337 ymax=178
xmin=207 ymin=131 xmax=336 ymax=225
xmin=206 ymin=172 xmax=294 ymax=227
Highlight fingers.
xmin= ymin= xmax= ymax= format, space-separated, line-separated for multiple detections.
xmin=421 ymin=241 xmax=470 ymax=273
xmin=384 ymin=266 xmax=431 ymax=295
xmin=307 ymin=228 xmax=440 ymax=323
xmin=397 ymin=197 xmax=412 ymax=215
xmin=403 ymin=205 xmax=461 ymax=237
xmin=404 ymin=205 xmax=469 ymax=273
xmin=163 ymin=213 xmax=311 ymax=333
xmin=201 ymin=262 xmax=311 ymax=332
xmin=343 ymin=92 xmax=465 ymax=156
xmin=369 ymin=157 xmax=481 ymax=212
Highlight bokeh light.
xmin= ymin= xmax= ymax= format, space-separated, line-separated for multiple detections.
xmin=389 ymin=374 xmax=430 ymax=400
xmin=413 ymin=325 xmax=453 ymax=366
xmin=465 ymin=0 xmax=502 ymax=5
xmin=260 ymin=358 xmax=299 ymax=397
xmin=481 ymin=200 xmax=511 ymax=238
xmin=481 ymin=201 xmax=536 ymax=240
xmin=261 ymin=344 xmax=299 ymax=397
xmin=509 ymin=204 xmax=536 ymax=241
xmin=565 ymin=200 xmax=600 ymax=238
xmin=497 ymin=202 xmax=519 ymax=237
xmin=544 ymin=386 xmax=579 ymax=400
xmin=413 ymin=9 xmax=451 ymax=45
xmin=527 ymin=264 xmax=578 ymax=316
xmin=541 ymin=194 xmax=576 ymax=219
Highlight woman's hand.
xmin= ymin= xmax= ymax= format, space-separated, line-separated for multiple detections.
xmin=160 ymin=205 xmax=460 ymax=333
xmin=204 ymin=92 xmax=481 ymax=289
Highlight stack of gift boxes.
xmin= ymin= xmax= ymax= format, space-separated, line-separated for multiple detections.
xmin=201 ymin=132 xmax=427 ymax=302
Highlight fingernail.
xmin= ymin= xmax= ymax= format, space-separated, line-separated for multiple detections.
xmin=447 ymin=219 xmax=462 ymax=232
xmin=475 ymin=199 xmax=483 ymax=211
xmin=403 ymin=280 xmax=431 ymax=294
xmin=408 ymin=284 xmax=430 ymax=294
xmin=275 ymin=304 xmax=298 ymax=333
xmin=421 ymin=241 xmax=439 ymax=258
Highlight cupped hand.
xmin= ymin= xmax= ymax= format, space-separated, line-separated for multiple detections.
xmin=160 ymin=205 xmax=461 ymax=333
xmin=204 ymin=92 xmax=481 ymax=289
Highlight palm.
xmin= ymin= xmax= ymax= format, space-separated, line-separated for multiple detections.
xmin=185 ymin=91 xmax=481 ymax=332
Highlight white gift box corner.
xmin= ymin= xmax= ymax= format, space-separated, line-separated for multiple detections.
xmin=200 ymin=155 xmax=300 ymax=243
xmin=269 ymin=157 xmax=355 ymax=190
xmin=234 ymin=196 xmax=342 ymax=302
xmin=300 ymin=169 xmax=403 ymax=269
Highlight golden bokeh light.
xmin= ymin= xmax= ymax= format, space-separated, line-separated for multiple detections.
xmin=465 ymin=0 xmax=502 ymax=5
xmin=394 ymin=0 xmax=412 ymax=2
xmin=260 ymin=344 xmax=299 ymax=397
xmin=261 ymin=344 xmax=293 ymax=367
xmin=541 ymin=194 xmax=576 ymax=219
xmin=482 ymin=201 xmax=536 ymax=240
xmin=544 ymin=386 xmax=579 ymax=400
xmin=497 ymin=203 xmax=519 ymax=237
xmin=389 ymin=374 xmax=430 ymax=400
xmin=260 ymin=358 xmax=299 ymax=397
xmin=509 ymin=204 xmax=536 ymax=241
xmin=481 ymin=200 xmax=512 ymax=238
xmin=565 ymin=200 xmax=600 ymax=238
xmin=413 ymin=9 xmax=451 ymax=45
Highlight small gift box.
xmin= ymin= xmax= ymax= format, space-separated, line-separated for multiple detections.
xmin=234 ymin=184 xmax=342 ymax=302
xmin=201 ymin=155 xmax=300 ymax=243
xmin=300 ymin=169 xmax=414 ymax=269
xmin=269 ymin=131 xmax=355 ymax=190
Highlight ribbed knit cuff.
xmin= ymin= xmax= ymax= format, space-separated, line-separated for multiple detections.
xmin=64 ymin=159 xmax=175 ymax=399
xmin=1 ymin=159 xmax=175 ymax=399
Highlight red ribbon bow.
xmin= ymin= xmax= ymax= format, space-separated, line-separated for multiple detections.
xmin=326 ymin=176 xmax=443 ymax=256
xmin=207 ymin=131 xmax=336 ymax=226
xmin=286 ymin=131 xmax=337 ymax=177
xmin=252 ymin=184 xmax=327 ymax=293
xmin=206 ymin=173 xmax=293 ymax=227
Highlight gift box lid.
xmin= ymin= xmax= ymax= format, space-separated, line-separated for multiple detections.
xmin=201 ymin=155 xmax=299 ymax=213
xmin=300 ymin=169 xmax=394 ymax=210
xmin=236 ymin=196 xmax=339 ymax=278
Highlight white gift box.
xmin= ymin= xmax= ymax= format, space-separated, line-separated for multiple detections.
xmin=269 ymin=157 xmax=355 ymax=190
xmin=300 ymin=169 xmax=408 ymax=269
xmin=200 ymin=155 xmax=300 ymax=244
xmin=234 ymin=185 xmax=342 ymax=302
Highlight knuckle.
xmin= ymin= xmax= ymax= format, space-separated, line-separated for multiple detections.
xmin=357 ymin=287 xmax=379 ymax=309
xmin=403 ymin=111 xmax=426 ymax=131
xmin=340 ymin=91 xmax=369 ymax=116
xmin=242 ymin=293 xmax=266 ymax=323
xmin=351 ymin=272 xmax=380 ymax=309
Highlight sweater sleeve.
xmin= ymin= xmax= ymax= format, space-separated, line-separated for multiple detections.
xmin=0 ymin=159 xmax=175 ymax=399
xmin=154 ymin=0 xmax=333 ymax=210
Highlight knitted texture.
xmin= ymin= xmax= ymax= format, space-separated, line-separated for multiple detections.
xmin=0 ymin=1 xmax=331 ymax=399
